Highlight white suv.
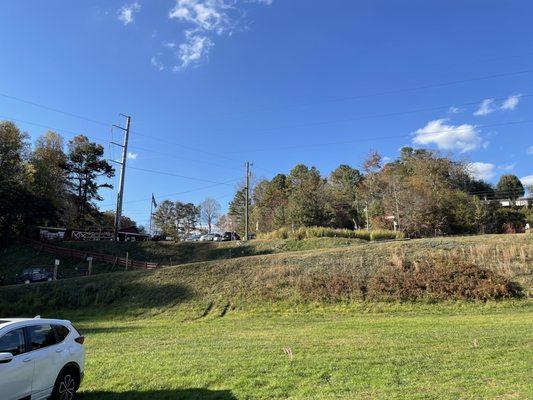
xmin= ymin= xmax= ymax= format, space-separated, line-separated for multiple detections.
xmin=0 ymin=317 xmax=85 ymax=400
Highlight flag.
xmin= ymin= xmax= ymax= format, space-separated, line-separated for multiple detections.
xmin=151 ymin=194 xmax=158 ymax=208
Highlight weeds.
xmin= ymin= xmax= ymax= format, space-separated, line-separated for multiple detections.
xmin=259 ymin=227 xmax=403 ymax=241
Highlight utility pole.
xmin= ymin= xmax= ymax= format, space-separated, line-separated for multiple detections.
xmin=244 ymin=162 xmax=251 ymax=241
xmin=111 ymin=114 xmax=131 ymax=242
xmin=365 ymin=202 xmax=369 ymax=231
xmin=392 ymin=178 xmax=401 ymax=231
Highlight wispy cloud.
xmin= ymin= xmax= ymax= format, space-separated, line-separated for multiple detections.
xmin=175 ymin=31 xmax=214 ymax=70
xmin=468 ymin=162 xmax=496 ymax=181
xmin=118 ymin=2 xmax=141 ymax=25
xmin=448 ymin=106 xmax=462 ymax=114
xmin=412 ymin=119 xmax=483 ymax=153
xmin=474 ymin=99 xmax=496 ymax=116
xmin=150 ymin=56 xmax=165 ymax=71
xmin=527 ymin=145 xmax=533 ymax=155
xmin=497 ymin=163 xmax=516 ymax=171
xmin=474 ymin=94 xmax=522 ymax=116
xmin=149 ymin=0 xmax=272 ymax=71
xmin=501 ymin=94 xmax=521 ymax=110
xmin=127 ymin=152 xmax=138 ymax=160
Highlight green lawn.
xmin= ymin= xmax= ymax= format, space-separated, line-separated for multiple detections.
xmin=75 ymin=303 xmax=532 ymax=400
xmin=1 ymin=234 xmax=532 ymax=398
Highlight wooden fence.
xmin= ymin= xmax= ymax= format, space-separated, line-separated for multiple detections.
xmin=28 ymin=241 xmax=159 ymax=270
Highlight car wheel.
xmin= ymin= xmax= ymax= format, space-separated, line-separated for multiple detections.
xmin=47 ymin=277 xmax=53 ymax=281
xmin=51 ymin=370 xmax=79 ymax=400
xmin=24 ymin=279 xmax=30 ymax=284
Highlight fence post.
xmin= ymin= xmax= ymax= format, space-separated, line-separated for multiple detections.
xmin=125 ymin=252 xmax=129 ymax=271
xmin=53 ymin=259 xmax=60 ymax=280
xmin=87 ymin=257 xmax=93 ymax=276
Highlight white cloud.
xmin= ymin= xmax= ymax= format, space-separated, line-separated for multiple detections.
xmin=501 ymin=94 xmax=521 ymax=111
xmin=163 ymin=0 xmax=272 ymax=70
xmin=118 ymin=2 xmax=141 ymax=25
xmin=176 ymin=31 xmax=214 ymax=70
xmin=527 ymin=146 xmax=533 ymax=155
xmin=169 ymin=0 xmax=233 ymax=34
xmin=520 ymin=175 xmax=533 ymax=187
xmin=150 ymin=56 xmax=165 ymax=71
xmin=474 ymin=99 xmax=496 ymax=116
xmin=474 ymin=94 xmax=522 ymax=116
xmin=127 ymin=152 xmax=138 ymax=160
xmin=448 ymin=106 xmax=461 ymax=114
xmin=412 ymin=119 xmax=483 ymax=153
xmin=468 ymin=162 xmax=496 ymax=181
xmin=498 ymin=163 xmax=516 ymax=171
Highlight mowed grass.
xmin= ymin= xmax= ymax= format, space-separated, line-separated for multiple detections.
xmin=75 ymin=303 xmax=533 ymax=400
xmin=1 ymin=234 xmax=532 ymax=398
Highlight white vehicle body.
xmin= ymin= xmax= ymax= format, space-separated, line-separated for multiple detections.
xmin=0 ymin=317 xmax=85 ymax=400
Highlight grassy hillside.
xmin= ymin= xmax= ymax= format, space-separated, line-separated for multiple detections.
xmin=1 ymin=234 xmax=530 ymax=315
xmin=2 ymin=234 xmax=532 ymax=399
xmin=0 ymin=237 xmax=367 ymax=282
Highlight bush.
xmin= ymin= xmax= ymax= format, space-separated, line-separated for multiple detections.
xmin=367 ymin=257 xmax=523 ymax=301
xmin=297 ymin=270 xmax=365 ymax=302
xmin=259 ymin=227 xmax=402 ymax=241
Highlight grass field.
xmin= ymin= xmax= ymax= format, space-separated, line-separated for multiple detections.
xmin=74 ymin=303 xmax=532 ymax=400
xmin=1 ymin=234 xmax=532 ymax=399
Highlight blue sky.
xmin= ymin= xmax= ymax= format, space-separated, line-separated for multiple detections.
xmin=1 ymin=0 xmax=532 ymax=227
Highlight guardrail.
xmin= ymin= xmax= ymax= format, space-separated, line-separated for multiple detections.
xmin=27 ymin=241 xmax=159 ymax=270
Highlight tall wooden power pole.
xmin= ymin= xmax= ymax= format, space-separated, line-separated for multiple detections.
xmin=112 ymin=114 xmax=131 ymax=242
xmin=245 ymin=161 xmax=251 ymax=241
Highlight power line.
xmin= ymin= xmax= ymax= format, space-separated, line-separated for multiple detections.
xmin=126 ymin=144 xmax=243 ymax=171
xmin=2 ymin=67 xmax=531 ymax=128
xmin=212 ymin=68 xmax=533 ymax=116
xmin=229 ymin=119 xmax=533 ymax=153
xmin=126 ymin=165 xmax=238 ymax=186
xmin=130 ymin=131 xmax=243 ymax=164
xmin=0 ymin=92 xmax=110 ymax=126
xmin=225 ymin=94 xmax=532 ymax=142
xmin=99 ymin=179 xmax=239 ymax=208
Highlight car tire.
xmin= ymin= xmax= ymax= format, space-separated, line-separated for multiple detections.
xmin=47 ymin=277 xmax=53 ymax=281
xmin=24 ymin=279 xmax=30 ymax=284
xmin=51 ymin=369 xmax=79 ymax=400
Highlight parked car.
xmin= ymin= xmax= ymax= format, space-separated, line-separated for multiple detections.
xmin=200 ymin=234 xmax=222 ymax=242
xmin=0 ymin=317 xmax=85 ymax=400
xmin=15 ymin=268 xmax=57 ymax=285
xmin=222 ymin=232 xmax=241 ymax=241
xmin=212 ymin=234 xmax=224 ymax=242
xmin=184 ymin=234 xmax=201 ymax=242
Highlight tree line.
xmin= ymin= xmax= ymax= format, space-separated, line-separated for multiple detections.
xmin=0 ymin=121 xmax=123 ymax=246
xmin=151 ymin=197 xmax=221 ymax=240
xmin=223 ymin=147 xmax=532 ymax=238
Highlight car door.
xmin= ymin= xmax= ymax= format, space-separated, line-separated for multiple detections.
xmin=0 ymin=328 xmax=34 ymax=400
xmin=25 ymin=324 xmax=61 ymax=397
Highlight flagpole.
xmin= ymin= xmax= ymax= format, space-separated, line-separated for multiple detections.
xmin=149 ymin=194 xmax=153 ymax=238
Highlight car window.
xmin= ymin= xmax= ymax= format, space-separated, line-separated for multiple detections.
xmin=28 ymin=324 xmax=57 ymax=350
xmin=53 ymin=324 xmax=70 ymax=342
xmin=0 ymin=328 xmax=25 ymax=356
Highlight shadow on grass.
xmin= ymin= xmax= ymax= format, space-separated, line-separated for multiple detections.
xmin=0 ymin=274 xmax=194 ymax=316
xmin=79 ymin=389 xmax=237 ymax=400
xmin=76 ymin=326 xmax=142 ymax=335
xmin=58 ymin=240 xmax=274 ymax=266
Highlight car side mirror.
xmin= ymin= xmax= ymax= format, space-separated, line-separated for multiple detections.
xmin=0 ymin=352 xmax=14 ymax=364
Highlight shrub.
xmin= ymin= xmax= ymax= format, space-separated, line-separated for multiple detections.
xmin=367 ymin=257 xmax=523 ymax=301
xmin=297 ymin=270 xmax=365 ymax=302
xmin=258 ymin=227 xmax=401 ymax=241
